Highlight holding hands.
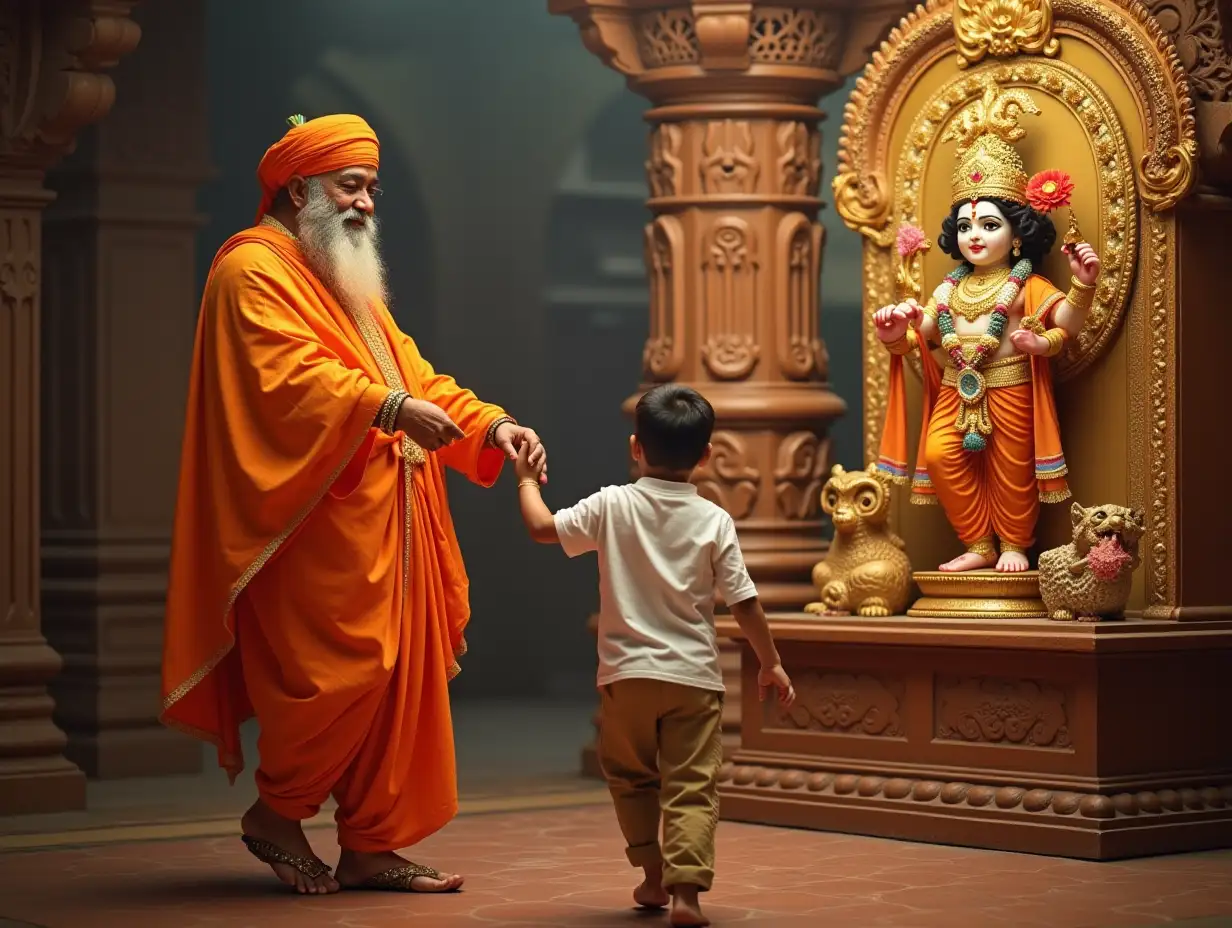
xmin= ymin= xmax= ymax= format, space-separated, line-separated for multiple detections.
xmin=515 ymin=439 xmax=547 ymax=486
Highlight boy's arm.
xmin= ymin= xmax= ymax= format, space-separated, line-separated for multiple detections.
xmin=517 ymin=480 xmax=560 ymax=545
xmin=514 ymin=442 xmax=604 ymax=552
xmin=728 ymin=596 xmax=782 ymax=670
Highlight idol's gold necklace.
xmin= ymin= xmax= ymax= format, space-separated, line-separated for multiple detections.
xmin=950 ymin=265 xmax=1012 ymax=322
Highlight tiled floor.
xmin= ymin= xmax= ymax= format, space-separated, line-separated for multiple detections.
xmin=2 ymin=804 xmax=1231 ymax=928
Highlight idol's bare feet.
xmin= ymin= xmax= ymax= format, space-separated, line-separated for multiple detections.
xmin=241 ymin=799 xmax=339 ymax=894
xmin=335 ymin=849 xmax=464 ymax=892
xmin=938 ymin=551 xmax=997 ymax=572
xmin=995 ymin=550 xmax=1030 ymax=573
xmin=633 ymin=863 xmax=670 ymax=910
xmin=670 ymin=884 xmax=710 ymax=927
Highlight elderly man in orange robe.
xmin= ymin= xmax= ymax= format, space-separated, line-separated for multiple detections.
xmin=160 ymin=114 xmax=546 ymax=895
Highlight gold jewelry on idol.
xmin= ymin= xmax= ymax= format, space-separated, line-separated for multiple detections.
xmin=943 ymin=79 xmax=1041 ymax=207
xmin=950 ymin=266 xmax=1012 ymax=322
xmin=1065 ymin=276 xmax=1095 ymax=313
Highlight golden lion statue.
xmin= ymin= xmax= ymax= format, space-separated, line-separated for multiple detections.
xmin=804 ymin=466 xmax=912 ymax=617
xmin=1038 ymin=502 xmax=1145 ymax=622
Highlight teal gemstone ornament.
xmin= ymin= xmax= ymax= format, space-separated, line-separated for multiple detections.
xmin=963 ymin=430 xmax=987 ymax=452
xmin=956 ymin=368 xmax=986 ymax=405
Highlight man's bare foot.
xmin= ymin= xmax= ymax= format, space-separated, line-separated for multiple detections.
xmin=240 ymin=799 xmax=339 ymax=895
xmin=938 ymin=551 xmax=996 ymax=572
xmin=633 ymin=863 xmax=669 ymax=910
xmin=995 ymin=550 xmax=1030 ymax=572
xmin=335 ymin=849 xmax=464 ymax=892
xmin=670 ymin=884 xmax=710 ymax=927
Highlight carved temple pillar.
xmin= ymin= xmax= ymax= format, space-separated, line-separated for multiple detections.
xmin=550 ymin=0 xmax=916 ymax=775
xmin=40 ymin=0 xmax=209 ymax=779
xmin=0 ymin=0 xmax=143 ymax=814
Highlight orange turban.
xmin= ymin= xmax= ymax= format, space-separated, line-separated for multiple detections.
xmin=254 ymin=114 xmax=380 ymax=222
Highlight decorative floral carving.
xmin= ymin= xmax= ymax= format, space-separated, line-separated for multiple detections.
xmin=776 ymin=121 xmax=822 ymax=197
xmin=774 ymin=672 xmax=905 ymax=737
xmin=748 ymin=8 xmax=844 ymax=68
xmin=775 ymin=214 xmax=824 ymax=380
xmin=954 ymin=0 xmax=1060 ymax=68
xmin=1147 ymin=0 xmax=1232 ymax=102
xmin=642 ymin=216 xmax=686 ymax=381
xmin=646 ymin=123 xmax=684 ymax=198
xmin=719 ymin=763 xmax=1232 ymax=822
xmin=774 ymin=432 xmax=831 ymax=520
xmin=701 ymin=217 xmax=760 ymax=380
xmin=693 ymin=431 xmax=760 ymax=520
xmin=935 ymin=676 xmax=1071 ymax=748
xmin=701 ymin=120 xmax=759 ymax=195
xmin=834 ymin=0 xmax=1199 ymax=236
xmin=1145 ymin=214 xmax=1174 ymax=610
xmin=636 ymin=9 xmax=700 ymax=67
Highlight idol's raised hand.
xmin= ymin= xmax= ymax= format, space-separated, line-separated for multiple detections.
xmin=1066 ymin=241 xmax=1101 ymax=286
xmin=494 ymin=421 xmax=547 ymax=485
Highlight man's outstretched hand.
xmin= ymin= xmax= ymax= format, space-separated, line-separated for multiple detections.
xmin=495 ymin=422 xmax=547 ymax=485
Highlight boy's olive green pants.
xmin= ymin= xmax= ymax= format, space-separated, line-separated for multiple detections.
xmin=598 ymin=678 xmax=723 ymax=891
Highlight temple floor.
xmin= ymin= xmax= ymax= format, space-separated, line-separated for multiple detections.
xmin=1 ymin=804 xmax=1231 ymax=927
xmin=2 ymin=701 xmax=1231 ymax=926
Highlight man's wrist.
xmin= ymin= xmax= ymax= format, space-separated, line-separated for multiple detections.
xmin=377 ymin=390 xmax=410 ymax=435
xmin=486 ymin=416 xmax=516 ymax=448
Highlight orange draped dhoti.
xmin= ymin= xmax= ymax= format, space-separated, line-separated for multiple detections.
xmin=923 ymin=371 xmax=1038 ymax=553
xmin=161 ymin=224 xmax=508 ymax=853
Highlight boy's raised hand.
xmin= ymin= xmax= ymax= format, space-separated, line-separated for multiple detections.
xmin=757 ymin=664 xmax=796 ymax=708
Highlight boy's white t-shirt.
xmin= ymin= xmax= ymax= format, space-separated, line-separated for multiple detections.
xmin=554 ymin=477 xmax=758 ymax=693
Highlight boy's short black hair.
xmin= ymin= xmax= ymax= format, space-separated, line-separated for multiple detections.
xmin=634 ymin=384 xmax=715 ymax=472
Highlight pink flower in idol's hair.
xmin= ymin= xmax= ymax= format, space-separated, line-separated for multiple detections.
xmin=896 ymin=224 xmax=927 ymax=257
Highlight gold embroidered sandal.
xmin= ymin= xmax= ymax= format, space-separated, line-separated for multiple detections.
xmin=352 ymin=861 xmax=457 ymax=893
xmin=241 ymin=834 xmax=333 ymax=881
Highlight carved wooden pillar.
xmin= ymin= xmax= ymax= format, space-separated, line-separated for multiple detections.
xmin=40 ymin=0 xmax=209 ymax=779
xmin=0 ymin=0 xmax=142 ymax=814
xmin=550 ymin=0 xmax=916 ymax=774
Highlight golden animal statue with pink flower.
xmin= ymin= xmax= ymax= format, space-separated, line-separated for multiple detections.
xmin=870 ymin=80 xmax=1101 ymax=576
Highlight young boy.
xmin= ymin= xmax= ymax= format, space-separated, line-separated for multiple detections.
xmin=514 ymin=383 xmax=795 ymax=928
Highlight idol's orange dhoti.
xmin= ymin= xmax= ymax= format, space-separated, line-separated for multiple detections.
xmin=160 ymin=223 xmax=508 ymax=852
xmin=876 ymin=274 xmax=1071 ymax=553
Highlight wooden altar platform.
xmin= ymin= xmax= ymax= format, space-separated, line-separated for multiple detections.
xmin=716 ymin=613 xmax=1232 ymax=861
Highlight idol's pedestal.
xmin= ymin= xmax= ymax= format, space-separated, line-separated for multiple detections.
xmin=716 ymin=611 xmax=1232 ymax=860
xmin=908 ymin=571 xmax=1048 ymax=620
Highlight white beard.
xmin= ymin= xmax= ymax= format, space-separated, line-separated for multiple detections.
xmin=296 ymin=176 xmax=387 ymax=315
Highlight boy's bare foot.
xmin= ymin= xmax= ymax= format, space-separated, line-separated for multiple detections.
xmin=335 ymin=849 xmax=464 ymax=892
xmin=240 ymin=799 xmax=340 ymax=895
xmin=633 ymin=863 xmax=669 ymax=910
xmin=670 ymin=884 xmax=710 ymax=927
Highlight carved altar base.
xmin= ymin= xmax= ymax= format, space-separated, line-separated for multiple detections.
xmin=717 ymin=613 xmax=1232 ymax=860
xmin=908 ymin=570 xmax=1048 ymax=619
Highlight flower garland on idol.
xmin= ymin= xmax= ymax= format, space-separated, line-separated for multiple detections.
xmin=899 ymin=169 xmax=1075 ymax=455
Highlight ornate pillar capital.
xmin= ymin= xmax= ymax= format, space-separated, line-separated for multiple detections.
xmin=550 ymin=0 xmax=916 ymax=104
xmin=0 ymin=0 xmax=141 ymax=172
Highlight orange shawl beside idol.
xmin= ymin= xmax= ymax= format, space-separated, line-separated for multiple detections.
xmin=160 ymin=223 xmax=507 ymax=851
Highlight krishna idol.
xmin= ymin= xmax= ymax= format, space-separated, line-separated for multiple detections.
xmin=872 ymin=79 xmax=1101 ymax=574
